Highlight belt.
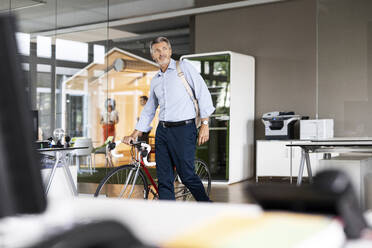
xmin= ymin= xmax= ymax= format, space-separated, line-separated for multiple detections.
xmin=159 ymin=119 xmax=194 ymax=128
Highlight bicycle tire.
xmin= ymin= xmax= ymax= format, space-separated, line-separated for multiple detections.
xmin=94 ymin=164 xmax=149 ymax=199
xmin=174 ymin=159 xmax=212 ymax=201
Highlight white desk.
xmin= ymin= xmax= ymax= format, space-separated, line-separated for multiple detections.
xmin=288 ymin=139 xmax=372 ymax=185
xmin=0 ymin=198 xmax=351 ymax=248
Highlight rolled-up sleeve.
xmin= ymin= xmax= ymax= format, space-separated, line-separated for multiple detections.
xmin=135 ymin=82 xmax=158 ymax=132
xmin=182 ymin=61 xmax=215 ymax=118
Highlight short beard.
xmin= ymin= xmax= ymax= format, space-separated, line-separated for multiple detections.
xmin=157 ymin=58 xmax=170 ymax=66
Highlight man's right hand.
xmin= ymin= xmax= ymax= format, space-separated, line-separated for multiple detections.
xmin=122 ymin=135 xmax=135 ymax=145
xmin=122 ymin=130 xmax=142 ymax=145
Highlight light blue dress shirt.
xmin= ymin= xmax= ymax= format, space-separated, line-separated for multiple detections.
xmin=136 ymin=59 xmax=215 ymax=132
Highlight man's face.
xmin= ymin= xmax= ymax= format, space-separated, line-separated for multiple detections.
xmin=151 ymin=41 xmax=172 ymax=66
xmin=140 ymin=98 xmax=147 ymax=106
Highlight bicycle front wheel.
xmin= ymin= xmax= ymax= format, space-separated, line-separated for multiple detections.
xmin=94 ymin=164 xmax=149 ymax=199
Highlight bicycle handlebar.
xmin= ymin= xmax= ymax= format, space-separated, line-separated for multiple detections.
xmin=129 ymin=141 xmax=156 ymax=167
xmin=110 ymin=140 xmax=124 ymax=158
xmin=129 ymin=140 xmax=144 ymax=147
xmin=141 ymin=143 xmax=156 ymax=167
xmin=106 ymin=140 xmax=156 ymax=163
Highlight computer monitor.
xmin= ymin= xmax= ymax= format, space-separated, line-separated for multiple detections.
xmin=0 ymin=14 xmax=46 ymax=218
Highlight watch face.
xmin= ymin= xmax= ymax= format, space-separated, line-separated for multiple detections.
xmin=202 ymin=120 xmax=208 ymax=125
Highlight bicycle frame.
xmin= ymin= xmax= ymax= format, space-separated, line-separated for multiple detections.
xmin=96 ymin=140 xmax=210 ymax=200
xmin=111 ymin=141 xmax=159 ymax=199
xmin=134 ymin=143 xmax=159 ymax=196
xmin=140 ymin=159 xmax=159 ymax=196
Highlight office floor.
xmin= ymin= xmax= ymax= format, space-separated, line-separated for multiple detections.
xmin=79 ymin=153 xmax=301 ymax=203
xmin=78 ymin=177 xmax=299 ymax=204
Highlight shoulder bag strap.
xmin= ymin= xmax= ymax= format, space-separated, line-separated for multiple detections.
xmin=176 ymin=61 xmax=200 ymax=117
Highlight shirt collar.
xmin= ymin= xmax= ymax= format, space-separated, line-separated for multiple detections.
xmin=168 ymin=59 xmax=176 ymax=70
xmin=156 ymin=58 xmax=176 ymax=77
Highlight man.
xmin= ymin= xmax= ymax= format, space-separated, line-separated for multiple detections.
xmin=123 ymin=37 xmax=215 ymax=201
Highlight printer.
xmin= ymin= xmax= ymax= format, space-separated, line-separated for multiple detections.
xmin=262 ymin=111 xmax=304 ymax=140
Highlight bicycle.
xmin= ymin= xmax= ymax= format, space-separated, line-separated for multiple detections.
xmin=94 ymin=141 xmax=211 ymax=201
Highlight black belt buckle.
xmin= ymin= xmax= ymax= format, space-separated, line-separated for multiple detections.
xmin=160 ymin=121 xmax=171 ymax=128
xmin=160 ymin=119 xmax=194 ymax=128
xmin=184 ymin=119 xmax=193 ymax=125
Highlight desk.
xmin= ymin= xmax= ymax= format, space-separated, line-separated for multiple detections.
xmin=38 ymin=147 xmax=87 ymax=196
xmin=0 ymin=198 xmax=349 ymax=248
xmin=288 ymin=139 xmax=372 ymax=185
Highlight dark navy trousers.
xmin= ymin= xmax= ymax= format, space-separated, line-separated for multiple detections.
xmin=155 ymin=121 xmax=210 ymax=201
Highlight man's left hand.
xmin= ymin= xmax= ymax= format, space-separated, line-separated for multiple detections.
xmin=198 ymin=124 xmax=209 ymax=146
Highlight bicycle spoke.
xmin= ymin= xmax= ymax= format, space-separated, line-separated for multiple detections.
xmin=196 ymin=166 xmax=204 ymax=177
xmin=172 ymin=159 xmax=211 ymax=201
xmin=174 ymin=188 xmax=185 ymax=195
xmin=127 ymin=169 xmax=140 ymax=198
xmin=95 ymin=164 xmax=149 ymax=200
xmin=118 ymin=168 xmax=134 ymax=198
xmin=177 ymin=192 xmax=191 ymax=198
xmin=198 ymin=171 xmax=204 ymax=178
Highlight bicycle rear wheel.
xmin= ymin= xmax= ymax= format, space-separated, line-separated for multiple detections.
xmin=94 ymin=164 xmax=149 ymax=199
xmin=174 ymin=159 xmax=211 ymax=201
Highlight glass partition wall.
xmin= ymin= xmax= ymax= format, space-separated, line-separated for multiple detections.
xmin=5 ymin=0 xmax=191 ymax=194
xmin=8 ymin=0 xmax=113 ymax=189
xmin=16 ymin=0 xmax=58 ymax=140
xmin=10 ymin=0 xmax=110 ymax=141
xmin=10 ymin=0 xmax=372 ymax=196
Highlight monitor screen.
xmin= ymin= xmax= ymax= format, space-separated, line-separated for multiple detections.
xmin=0 ymin=14 xmax=46 ymax=218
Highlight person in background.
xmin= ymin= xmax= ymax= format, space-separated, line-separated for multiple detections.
xmin=100 ymin=99 xmax=119 ymax=142
xmin=137 ymin=95 xmax=150 ymax=143
xmin=123 ymin=37 xmax=215 ymax=201
xmin=139 ymin=95 xmax=148 ymax=107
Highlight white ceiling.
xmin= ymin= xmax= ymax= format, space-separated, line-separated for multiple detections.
xmin=4 ymin=0 xmax=194 ymax=33
xmin=3 ymin=0 xmax=287 ymax=35
xmin=2 ymin=0 xmax=287 ymax=57
xmin=55 ymin=28 xmax=138 ymax=43
xmin=0 ymin=0 xmax=44 ymax=10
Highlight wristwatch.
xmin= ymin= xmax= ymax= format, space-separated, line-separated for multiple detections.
xmin=202 ymin=120 xmax=209 ymax=126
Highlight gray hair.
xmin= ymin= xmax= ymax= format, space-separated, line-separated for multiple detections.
xmin=149 ymin=37 xmax=171 ymax=54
